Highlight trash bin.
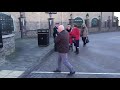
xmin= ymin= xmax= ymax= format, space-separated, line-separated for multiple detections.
xmin=0 ymin=30 xmax=3 ymax=48
xmin=37 ymin=29 xmax=49 ymax=47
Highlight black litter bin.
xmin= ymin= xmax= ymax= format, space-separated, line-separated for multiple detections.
xmin=0 ymin=30 xmax=3 ymax=48
xmin=37 ymin=29 xmax=49 ymax=47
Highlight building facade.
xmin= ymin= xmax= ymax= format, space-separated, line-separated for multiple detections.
xmin=0 ymin=12 xmax=114 ymax=29
xmin=0 ymin=12 xmax=115 ymax=39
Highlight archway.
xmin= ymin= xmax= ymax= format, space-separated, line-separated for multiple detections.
xmin=91 ymin=18 xmax=99 ymax=27
xmin=73 ymin=17 xmax=83 ymax=28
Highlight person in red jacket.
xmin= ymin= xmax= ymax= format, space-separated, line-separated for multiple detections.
xmin=70 ymin=24 xmax=81 ymax=54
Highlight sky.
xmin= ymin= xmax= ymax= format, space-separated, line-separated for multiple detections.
xmin=114 ymin=12 xmax=120 ymax=25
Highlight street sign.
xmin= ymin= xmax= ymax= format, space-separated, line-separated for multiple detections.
xmin=74 ymin=17 xmax=83 ymax=27
xmin=0 ymin=30 xmax=3 ymax=48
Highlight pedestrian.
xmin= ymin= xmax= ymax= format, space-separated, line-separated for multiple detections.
xmin=81 ymin=24 xmax=89 ymax=47
xmin=53 ymin=25 xmax=75 ymax=76
xmin=70 ymin=24 xmax=80 ymax=54
xmin=66 ymin=24 xmax=73 ymax=50
xmin=53 ymin=23 xmax=59 ymax=51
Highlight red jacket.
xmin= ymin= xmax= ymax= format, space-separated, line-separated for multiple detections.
xmin=70 ymin=27 xmax=80 ymax=40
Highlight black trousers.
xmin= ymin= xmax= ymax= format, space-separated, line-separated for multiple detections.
xmin=74 ymin=40 xmax=79 ymax=47
xmin=73 ymin=40 xmax=79 ymax=54
xmin=82 ymin=37 xmax=87 ymax=46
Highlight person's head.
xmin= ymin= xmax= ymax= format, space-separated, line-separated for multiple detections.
xmin=58 ymin=25 xmax=65 ymax=33
xmin=67 ymin=24 xmax=71 ymax=29
xmin=55 ymin=23 xmax=60 ymax=28
xmin=82 ymin=23 xmax=86 ymax=28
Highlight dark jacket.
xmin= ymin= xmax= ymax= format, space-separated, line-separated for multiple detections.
xmin=53 ymin=26 xmax=58 ymax=39
xmin=55 ymin=30 xmax=69 ymax=53
xmin=66 ymin=28 xmax=72 ymax=33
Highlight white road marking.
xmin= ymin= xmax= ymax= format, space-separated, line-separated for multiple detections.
xmin=110 ymin=36 xmax=120 ymax=39
xmin=31 ymin=71 xmax=120 ymax=75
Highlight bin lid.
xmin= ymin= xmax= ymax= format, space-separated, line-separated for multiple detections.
xmin=37 ymin=29 xmax=49 ymax=32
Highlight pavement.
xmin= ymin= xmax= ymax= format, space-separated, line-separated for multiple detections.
xmin=0 ymin=37 xmax=54 ymax=78
xmin=25 ymin=31 xmax=120 ymax=78
xmin=0 ymin=31 xmax=120 ymax=78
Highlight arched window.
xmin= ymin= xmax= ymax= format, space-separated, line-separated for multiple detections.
xmin=73 ymin=17 xmax=83 ymax=28
xmin=91 ymin=18 xmax=99 ymax=27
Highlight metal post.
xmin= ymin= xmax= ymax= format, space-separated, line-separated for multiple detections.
xmin=70 ymin=13 xmax=73 ymax=28
xmin=112 ymin=12 xmax=114 ymax=27
xmin=101 ymin=12 xmax=102 ymax=28
xmin=61 ymin=12 xmax=63 ymax=24
xmin=46 ymin=12 xmax=57 ymax=37
xmin=49 ymin=13 xmax=52 ymax=37
xmin=19 ymin=12 xmax=26 ymax=38
xmin=98 ymin=15 xmax=101 ymax=31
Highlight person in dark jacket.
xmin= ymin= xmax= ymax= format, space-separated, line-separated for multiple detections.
xmin=53 ymin=25 xmax=75 ymax=76
xmin=53 ymin=23 xmax=59 ymax=51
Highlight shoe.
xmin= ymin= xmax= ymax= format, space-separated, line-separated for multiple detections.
xmin=68 ymin=71 xmax=75 ymax=76
xmin=53 ymin=70 xmax=61 ymax=72
xmin=76 ymin=48 xmax=79 ymax=54
xmin=76 ymin=52 xmax=79 ymax=55
xmin=74 ymin=51 xmax=76 ymax=53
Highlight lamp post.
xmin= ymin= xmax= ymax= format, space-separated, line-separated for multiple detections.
xmin=112 ymin=12 xmax=114 ymax=27
xmin=98 ymin=15 xmax=101 ymax=31
xmin=85 ymin=13 xmax=89 ymax=28
xmin=108 ymin=16 xmax=111 ymax=29
xmin=61 ymin=12 xmax=63 ymax=24
xmin=101 ymin=12 xmax=102 ymax=28
xmin=47 ymin=12 xmax=57 ymax=37
xmin=69 ymin=13 xmax=73 ymax=28
xmin=18 ymin=12 xmax=26 ymax=38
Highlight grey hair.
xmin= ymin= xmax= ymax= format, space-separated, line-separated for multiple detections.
xmin=58 ymin=25 xmax=65 ymax=30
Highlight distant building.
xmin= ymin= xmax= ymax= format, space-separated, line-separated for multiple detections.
xmin=0 ymin=12 xmax=114 ymax=38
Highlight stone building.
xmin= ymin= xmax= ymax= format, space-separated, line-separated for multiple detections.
xmin=0 ymin=12 xmax=115 ymax=39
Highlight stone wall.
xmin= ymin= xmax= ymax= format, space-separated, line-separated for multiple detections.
xmin=88 ymin=27 xmax=120 ymax=33
xmin=2 ymin=34 xmax=15 ymax=56
xmin=0 ymin=34 xmax=15 ymax=65
xmin=0 ymin=48 xmax=5 ymax=65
